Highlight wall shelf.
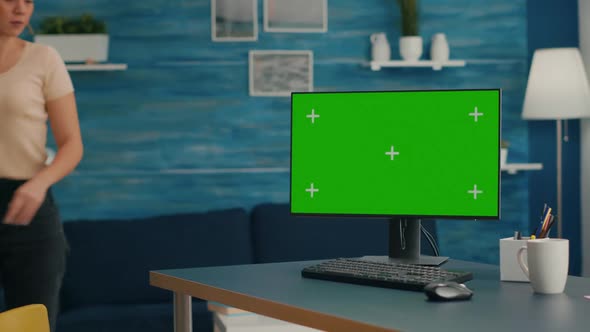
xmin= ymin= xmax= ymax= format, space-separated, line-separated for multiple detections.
xmin=370 ymin=60 xmax=466 ymax=71
xmin=501 ymin=163 xmax=543 ymax=175
xmin=66 ymin=63 xmax=128 ymax=71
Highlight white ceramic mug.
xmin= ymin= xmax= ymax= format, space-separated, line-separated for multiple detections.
xmin=517 ymin=238 xmax=569 ymax=294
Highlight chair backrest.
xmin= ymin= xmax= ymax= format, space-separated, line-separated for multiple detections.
xmin=0 ymin=304 xmax=50 ymax=332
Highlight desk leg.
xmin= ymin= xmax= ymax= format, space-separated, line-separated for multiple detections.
xmin=174 ymin=292 xmax=192 ymax=332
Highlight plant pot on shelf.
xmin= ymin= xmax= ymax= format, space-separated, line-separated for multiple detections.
xmin=34 ymin=34 xmax=109 ymax=63
xmin=399 ymin=36 xmax=423 ymax=61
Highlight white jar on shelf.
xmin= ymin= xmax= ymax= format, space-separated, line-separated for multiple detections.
xmin=370 ymin=32 xmax=391 ymax=62
xmin=430 ymin=33 xmax=450 ymax=63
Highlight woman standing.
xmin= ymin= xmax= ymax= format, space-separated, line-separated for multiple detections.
xmin=0 ymin=0 xmax=83 ymax=331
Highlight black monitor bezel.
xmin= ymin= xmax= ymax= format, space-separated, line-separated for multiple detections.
xmin=289 ymin=88 xmax=502 ymax=220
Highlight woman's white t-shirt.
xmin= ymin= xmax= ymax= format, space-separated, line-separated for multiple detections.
xmin=0 ymin=42 xmax=74 ymax=179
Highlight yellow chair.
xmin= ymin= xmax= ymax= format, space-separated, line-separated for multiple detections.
xmin=0 ymin=304 xmax=50 ymax=332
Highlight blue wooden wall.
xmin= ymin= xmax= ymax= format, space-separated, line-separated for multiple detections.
xmin=29 ymin=0 xmax=529 ymax=264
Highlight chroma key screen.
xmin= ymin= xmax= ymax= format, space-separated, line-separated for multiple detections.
xmin=290 ymin=89 xmax=501 ymax=219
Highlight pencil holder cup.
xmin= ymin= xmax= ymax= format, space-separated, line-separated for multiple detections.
xmin=517 ymin=238 xmax=569 ymax=294
xmin=499 ymin=237 xmax=530 ymax=282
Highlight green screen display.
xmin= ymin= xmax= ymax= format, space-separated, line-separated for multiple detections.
xmin=290 ymin=89 xmax=501 ymax=218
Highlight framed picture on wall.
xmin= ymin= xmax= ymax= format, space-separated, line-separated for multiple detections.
xmin=249 ymin=50 xmax=314 ymax=97
xmin=264 ymin=0 xmax=328 ymax=33
xmin=211 ymin=0 xmax=258 ymax=41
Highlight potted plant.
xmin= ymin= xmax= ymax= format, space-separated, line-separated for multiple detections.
xmin=34 ymin=14 xmax=109 ymax=63
xmin=397 ymin=0 xmax=422 ymax=61
xmin=500 ymin=140 xmax=510 ymax=168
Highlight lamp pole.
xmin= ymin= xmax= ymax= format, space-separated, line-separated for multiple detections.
xmin=556 ymin=119 xmax=563 ymax=238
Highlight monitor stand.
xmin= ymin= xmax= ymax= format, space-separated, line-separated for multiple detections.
xmin=359 ymin=218 xmax=448 ymax=266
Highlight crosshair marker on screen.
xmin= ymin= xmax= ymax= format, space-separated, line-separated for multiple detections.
xmin=306 ymin=183 xmax=319 ymax=198
xmin=468 ymin=185 xmax=483 ymax=200
xmin=469 ymin=106 xmax=484 ymax=122
xmin=307 ymin=109 xmax=320 ymax=124
xmin=385 ymin=146 xmax=400 ymax=160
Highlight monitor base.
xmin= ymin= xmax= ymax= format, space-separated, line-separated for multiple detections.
xmin=358 ymin=255 xmax=449 ymax=266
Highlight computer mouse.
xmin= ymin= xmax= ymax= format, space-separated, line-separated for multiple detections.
xmin=424 ymin=281 xmax=473 ymax=301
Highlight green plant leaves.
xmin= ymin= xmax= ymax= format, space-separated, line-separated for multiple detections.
xmin=397 ymin=0 xmax=419 ymax=36
xmin=38 ymin=14 xmax=107 ymax=34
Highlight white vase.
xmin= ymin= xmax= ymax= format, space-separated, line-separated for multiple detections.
xmin=430 ymin=33 xmax=450 ymax=63
xmin=370 ymin=32 xmax=391 ymax=62
xmin=501 ymin=148 xmax=508 ymax=168
xmin=399 ymin=36 xmax=423 ymax=61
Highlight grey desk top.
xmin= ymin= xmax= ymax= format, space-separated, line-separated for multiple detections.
xmin=150 ymin=259 xmax=590 ymax=332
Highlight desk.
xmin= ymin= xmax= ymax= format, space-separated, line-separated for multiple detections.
xmin=150 ymin=260 xmax=590 ymax=332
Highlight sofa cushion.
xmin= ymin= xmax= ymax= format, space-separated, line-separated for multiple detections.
xmin=251 ymin=203 xmax=438 ymax=263
xmin=57 ymin=300 xmax=212 ymax=332
xmin=60 ymin=208 xmax=253 ymax=311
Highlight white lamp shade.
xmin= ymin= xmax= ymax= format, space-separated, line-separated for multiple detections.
xmin=522 ymin=48 xmax=590 ymax=120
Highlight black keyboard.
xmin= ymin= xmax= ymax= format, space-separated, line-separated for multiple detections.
xmin=301 ymin=258 xmax=473 ymax=291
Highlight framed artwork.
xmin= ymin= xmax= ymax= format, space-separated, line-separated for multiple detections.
xmin=249 ymin=50 xmax=314 ymax=97
xmin=211 ymin=0 xmax=258 ymax=41
xmin=264 ymin=0 xmax=328 ymax=33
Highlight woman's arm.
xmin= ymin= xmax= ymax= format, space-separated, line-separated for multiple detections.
xmin=3 ymin=92 xmax=83 ymax=225
xmin=35 ymin=92 xmax=84 ymax=187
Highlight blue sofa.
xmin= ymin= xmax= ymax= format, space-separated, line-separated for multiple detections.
xmin=2 ymin=203 xmax=438 ymax=332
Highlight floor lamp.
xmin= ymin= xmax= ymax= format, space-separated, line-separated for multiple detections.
xmin=522 ymin=48 xmax=590 ymax=238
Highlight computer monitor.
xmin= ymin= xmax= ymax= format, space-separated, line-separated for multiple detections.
xmin=290 ymin=89 xmax=501 ymax=266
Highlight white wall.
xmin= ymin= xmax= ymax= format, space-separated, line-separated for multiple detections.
xmin=579 ymin=0 xmax=590 ymax=277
